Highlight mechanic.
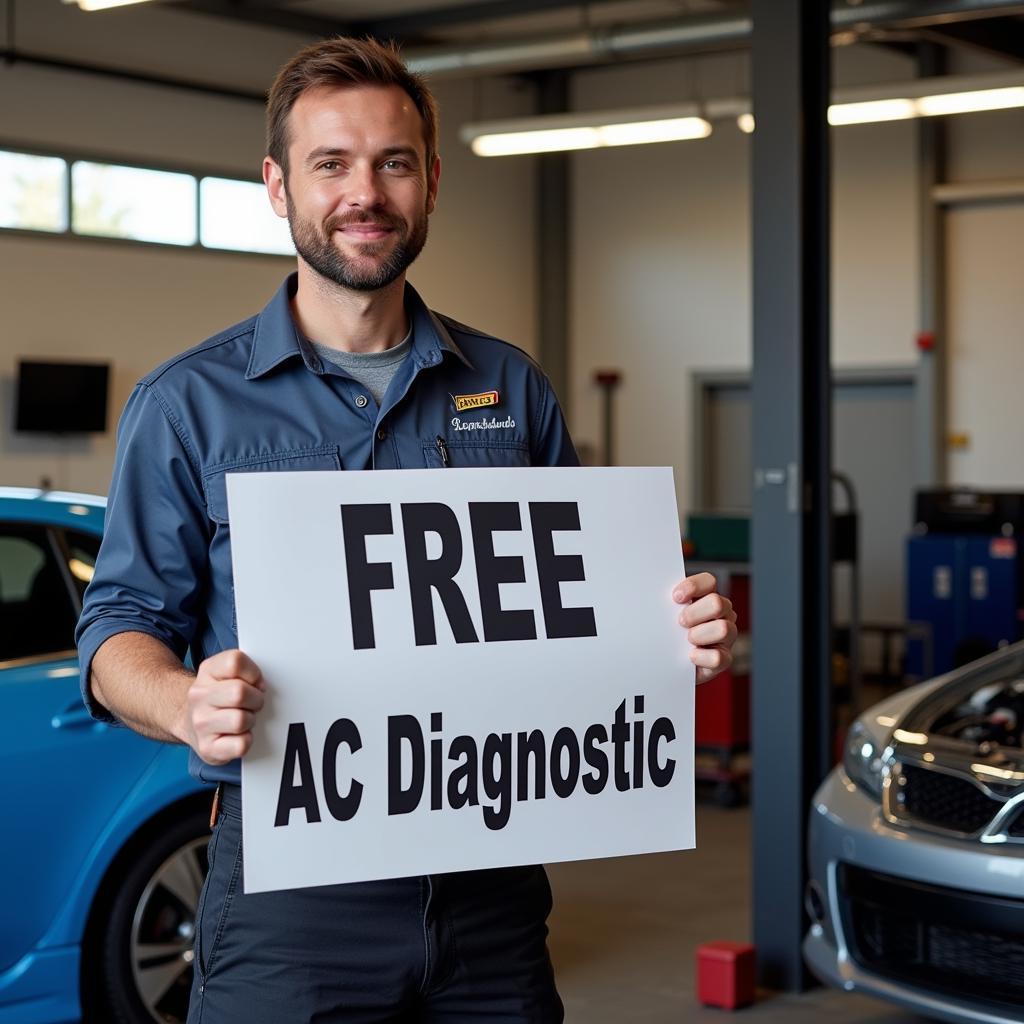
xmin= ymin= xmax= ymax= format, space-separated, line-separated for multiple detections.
xmin=76 ymin=36 xmax=738 ymax=1024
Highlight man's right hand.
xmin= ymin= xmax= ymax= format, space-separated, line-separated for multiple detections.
xmin=185 ymin=649 xmax=266 ymax=765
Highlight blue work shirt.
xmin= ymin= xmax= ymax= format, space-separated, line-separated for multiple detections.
xmin=77 ymin=274 xmax=577 ymax=784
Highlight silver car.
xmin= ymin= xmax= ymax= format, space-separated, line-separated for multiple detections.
xmin=805 ymin=642 xmax=1024 ymax=1024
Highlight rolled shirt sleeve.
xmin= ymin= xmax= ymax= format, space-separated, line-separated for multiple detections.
xmin=76 ymin=383 xmax=210 ymax=722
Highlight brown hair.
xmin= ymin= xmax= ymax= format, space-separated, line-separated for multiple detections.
xmin=266 ymin=36 xmax=439 ymax=179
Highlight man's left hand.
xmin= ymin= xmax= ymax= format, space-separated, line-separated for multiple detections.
xmin=673 ymin=572 xmax=738 ymax=685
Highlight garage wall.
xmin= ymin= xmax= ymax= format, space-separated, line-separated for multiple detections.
xmin=944 ymin=100 xmax=1024 ymax=490
xmin=946 ymin=204 xmax=1024 ymax=489
xmin=567 ymin=46 xmax=1024 ymax=515
xmin=568 ymin=45 xmax=921 ymax=516
xmin=0 ymin=5 xmax=538 ymax=494
xmin=2 ymin=6 xmax=1022 ymax=506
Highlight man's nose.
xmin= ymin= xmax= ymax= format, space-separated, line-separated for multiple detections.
xmin=346 ymin=163 xmax=385 ymax=208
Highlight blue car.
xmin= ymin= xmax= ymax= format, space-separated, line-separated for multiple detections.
xmin=0 ymin=487 xmax=210 ymax=1024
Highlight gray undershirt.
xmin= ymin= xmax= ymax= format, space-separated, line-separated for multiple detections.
xmin=311 ymin=324 xmax=413 ymax=406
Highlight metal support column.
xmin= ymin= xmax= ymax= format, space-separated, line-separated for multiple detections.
xmin=750 ymin=0 xmax=832 ymax=991
xmin=535 ymin=70 xmax=571 ymax=415
xmin=915 ymin=42 xmax=948 ymax=488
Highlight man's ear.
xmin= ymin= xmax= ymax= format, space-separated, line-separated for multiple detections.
xmin=263 ymin=157 xmax=289 ymax=218
xmin=426 ymin=155 xmax=441 ymax=215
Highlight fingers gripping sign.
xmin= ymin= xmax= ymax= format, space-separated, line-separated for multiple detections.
xmin=187 ymin=649 xmax=266 ymax=765
xmin=672 ymin=572 xmax=738 ymax=685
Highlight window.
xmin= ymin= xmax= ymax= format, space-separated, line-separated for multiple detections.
xmin=0 ymin=525 xmax=77 ymax=661
xmin=0 ymin=146 xmax=296 ymax=258
xmin=200 ymin=177 xmax=294 ymax=256
xmin=0 ymin=151 xmax=68 ymax=232
xmin=71 ymin=161 xmax=197 ymax=245
xmin=0 ymin=535 xmax=46 ymax=601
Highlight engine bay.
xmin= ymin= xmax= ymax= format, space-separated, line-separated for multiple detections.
xmin=930 ymin=677 xmax=1024 ymax=749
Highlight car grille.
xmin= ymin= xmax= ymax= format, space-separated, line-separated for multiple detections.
xmin=840 ymin=865 xmax=1024 ymax=1008
xmin=894 ymin=763 xmax=1002 ymax=834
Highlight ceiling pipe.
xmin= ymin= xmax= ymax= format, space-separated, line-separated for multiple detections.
xmin=405 ymin=0 xmax=1024 ymax=78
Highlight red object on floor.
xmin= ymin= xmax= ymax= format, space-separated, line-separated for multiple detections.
xmin=696 ymin=941 xmax=756 ymax=1010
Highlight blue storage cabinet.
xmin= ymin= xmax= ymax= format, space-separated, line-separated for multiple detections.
xmin=906 ymin=533 xmax=1018 ymax=679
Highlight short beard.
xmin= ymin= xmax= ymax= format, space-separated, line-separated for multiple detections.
xmin=286 ymin=197 xmax=429 ymax=293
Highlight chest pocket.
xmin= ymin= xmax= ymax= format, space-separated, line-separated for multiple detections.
xmin=202 ymin=445 xmax=342 ymax=524
xmin=423 ymin=439 xmax=531 ymax=469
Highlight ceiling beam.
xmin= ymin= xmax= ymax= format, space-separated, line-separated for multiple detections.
xmin=168 ymin=0 xmax=654 ymax=44
xmin=166 ymin=0 xmax=345 ymax=38
xmin=918 ymin=17 xmax=1024 ymax=61
xmin=344 ymin=0 xmax=654 ymax=42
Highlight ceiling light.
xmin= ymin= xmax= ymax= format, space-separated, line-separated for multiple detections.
xmin=738 ymin=71 xmax=1024 ymax=132
xmin=917 ymin=86 xmax=1024 ymax=117
xmin=472 ymin=127 xmax=601 ymax=157
xmin=462 ymin=70 xmax=1024 ymax=155
xmin=463 ymin=105 xmax=712 ymax=157
xmin=65 ymin=0 xmax=157 ymax=10
xmin=827 ymin=98 xmax=916 ymax=125
xmin=598 ymin=117 xmax=711 ymax=146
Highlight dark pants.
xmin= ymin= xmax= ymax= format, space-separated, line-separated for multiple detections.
xmin=187 ymin=785 xmax=564 ymax=1023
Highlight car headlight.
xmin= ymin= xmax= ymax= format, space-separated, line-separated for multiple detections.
xmin=842 ymin=716 xmax=894 ymax=800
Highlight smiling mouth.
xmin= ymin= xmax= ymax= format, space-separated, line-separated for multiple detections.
xmin=336 ymin=223 xmax=395 ymax=241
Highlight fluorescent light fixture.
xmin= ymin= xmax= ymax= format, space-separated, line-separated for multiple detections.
xmin=917 ymin=86 xmax=1024 ymax=117
xmin=598 ymin=117 xmax=711 ymax=146
xmin=65 ymin=0 xmax=157 ymax=10
xmin=738 ymin=71 xmax=1024 ymax=133
xmin=828 ymin=70 xmax=1024 ymax=125
xmin=827 ymin=97 xmax=916 ymax=126
xmin=463 ymin=104 xmax=711 ymax=157
xmin=472 ymin=127 xmax=601 ymax=157
xmin=463 ymin=70 xmax=1024 ymax=155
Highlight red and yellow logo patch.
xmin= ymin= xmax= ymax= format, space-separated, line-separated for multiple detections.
xmin=453 ymin=390 xmax=500 ymax=412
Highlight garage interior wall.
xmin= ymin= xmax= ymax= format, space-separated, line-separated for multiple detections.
xmin=0 ymin=5 xmax=538 ymax=494
xmin=569 ymin=42 xmax=1024 ymax=516
xmin=946 ymin=103 xmax=1024 ymax=490
xmin=1 ymin=5 xmax=1022 ymax=507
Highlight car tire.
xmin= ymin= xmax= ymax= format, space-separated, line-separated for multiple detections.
xmin=86 ymin=803 xmax=211 ymax=1024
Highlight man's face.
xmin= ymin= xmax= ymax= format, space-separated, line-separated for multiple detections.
xmin=264 ymin=84 xmax=440 ymax=292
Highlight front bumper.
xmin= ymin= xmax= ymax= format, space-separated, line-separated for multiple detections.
xmin=804 ymin=767 xmax=1024 ymax=1024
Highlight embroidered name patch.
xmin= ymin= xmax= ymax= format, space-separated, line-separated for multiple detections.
xmin=451 ymin=416 xmax=516 ymax=432
xmin=453 ymin=390 xmax=499 ymax=412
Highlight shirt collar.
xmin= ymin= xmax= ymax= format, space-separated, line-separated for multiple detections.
xmin=245 ymin=273 xmax=473 ymax=381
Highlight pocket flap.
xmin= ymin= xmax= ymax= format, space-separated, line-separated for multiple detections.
xmin=202 ymin=445 xmax=341 ymax=523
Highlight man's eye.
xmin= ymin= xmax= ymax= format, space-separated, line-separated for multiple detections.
xmin=383 ymin=159 xmax=409 ymax=171
xmin=319 ymin=160 xmax=341 ymax=171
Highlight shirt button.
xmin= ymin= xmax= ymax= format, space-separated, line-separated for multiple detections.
xmin=377 ymin=428 xmax=388 ymax=441
xmin=355 ymin=395 xmax=368 ymax=408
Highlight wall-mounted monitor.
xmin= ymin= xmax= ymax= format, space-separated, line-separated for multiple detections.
xmin=15 ymin=360 xmax=110 ymax=434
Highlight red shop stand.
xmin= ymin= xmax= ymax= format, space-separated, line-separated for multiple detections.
xmin=692 ymin=569 xmax=750 ymax=806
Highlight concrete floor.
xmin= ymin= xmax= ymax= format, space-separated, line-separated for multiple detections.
xmin=546 ymin=804 xmax=925 ymax=1023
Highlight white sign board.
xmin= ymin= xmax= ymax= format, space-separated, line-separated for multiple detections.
xmin=227 ymin=467 xmax=694 ymax=893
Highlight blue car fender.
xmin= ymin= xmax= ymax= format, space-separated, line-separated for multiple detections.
xmin=38 ymin=744 xmax=211 ymax=950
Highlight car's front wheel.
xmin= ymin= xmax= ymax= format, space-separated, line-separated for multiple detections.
xmin=85 ymin=803 xmax=211 ymax=1024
